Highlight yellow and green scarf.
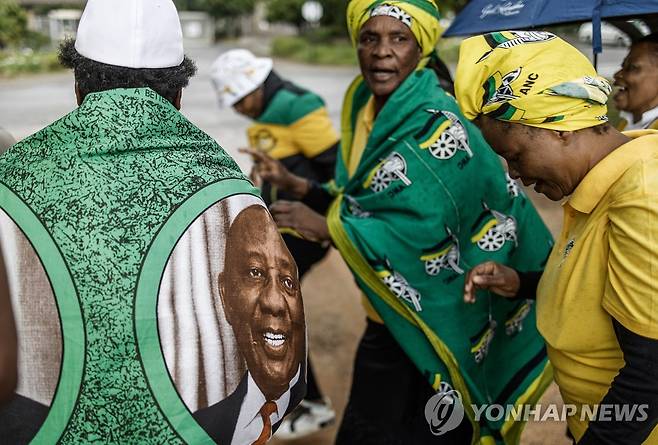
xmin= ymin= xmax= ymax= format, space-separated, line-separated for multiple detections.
xmin=326 ymin=65 xmax=555 ymax=443
xmin=347 ymin=0 xmax=442 ymax=57
xmin=455 ymin=31 xmax=611 ymax=131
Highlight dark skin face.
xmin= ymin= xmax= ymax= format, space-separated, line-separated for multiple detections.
xmin=220 ymin=205 xmax=304 ymax=401
xmin=613 ymin=42 xmax=658 ymax=123
xmin=233 ymin=86 xmax=265 ymax=119
xmin=476 ymin=116 xmax=629 ymax=201
xmin=357 ymin=16 xmax=422 ymax=114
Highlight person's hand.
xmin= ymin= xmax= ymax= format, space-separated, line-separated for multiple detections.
xmin=239 ymin=148 xmax=309 ymax=198
xmin=270 ymin=200 xmax=330 ymax=243
xmin=248 ymin=164 xmax=263 ymax=188
xmin=463 ymin=261 xmax=520 ymax=303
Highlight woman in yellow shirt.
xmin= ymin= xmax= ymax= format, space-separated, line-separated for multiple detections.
xmin=457 ymin=32 xmax=658 ymax=444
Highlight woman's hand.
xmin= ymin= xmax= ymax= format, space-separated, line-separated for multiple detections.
xmin=463 ymin=261 xmax=520 ymax=303
xmin=270 ymin=200 xmax=330 ymax=243
xmin=248 ymin=164 xmax=263 ymax=188
xmin=240 ymin=148 xmax=310 ymax=198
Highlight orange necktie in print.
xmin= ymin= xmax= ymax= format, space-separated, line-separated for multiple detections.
xmin=252 ymin=401 xmax=278 ymax=445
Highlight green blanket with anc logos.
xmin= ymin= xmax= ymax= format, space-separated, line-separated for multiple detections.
xmin=0 ymin=88 xmax=259 ymax=444
xmin=326 ymin=68 xmax=554 ymax=444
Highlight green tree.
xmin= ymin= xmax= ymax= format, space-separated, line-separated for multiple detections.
xmin=266 ymin=0 xmax=469 ymax=35
xmin=0 ymin=0 xmax=28 ymax=49
xmin=266 ymin=0 xmax=306 ymax=29
xmin=266 ymin=0 xmax=348 ymax=35
xmin=438 ymin=0 xmax=469 ymax=14
xmin=174 ymin=0 xmax=257 ymax=18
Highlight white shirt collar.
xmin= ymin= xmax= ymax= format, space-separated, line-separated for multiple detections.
xmin=620 ymin=105 xmax=658 ymax=130
xmin=231 ymin=366 xmax=301 ymax=445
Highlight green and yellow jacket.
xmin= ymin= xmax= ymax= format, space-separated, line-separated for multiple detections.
xmin=249 ymin=72 xmax=339 ymax=274
xmin=249 ymin=71 xmax=338 ymax=207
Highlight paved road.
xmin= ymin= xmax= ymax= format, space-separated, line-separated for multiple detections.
xmin=0 ymin=38 xmax=626 ymax=160
xmin=0 ymin=45 xmax=359 ymax=174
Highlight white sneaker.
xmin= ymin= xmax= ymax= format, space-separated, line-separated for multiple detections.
xmin=276 ymin=398 xmax=336 ymax=439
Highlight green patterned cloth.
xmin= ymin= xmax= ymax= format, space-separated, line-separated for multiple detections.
xmin=0 ymin=88 xmax=259 ymax=444
xmin=326 ymin=69 xmax=554 ymax=444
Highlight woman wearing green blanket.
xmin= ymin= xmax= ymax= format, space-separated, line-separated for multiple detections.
xmin=261 ymin=0 xmax=554 ymax=443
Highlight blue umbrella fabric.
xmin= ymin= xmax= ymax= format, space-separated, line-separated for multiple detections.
xmin=444 ymin=0 xmax=658 ymax=54
xmin=594 ymin=1 xmax=658 ymax=53
xmin=443 ymin=0 xmax=595 ymax=37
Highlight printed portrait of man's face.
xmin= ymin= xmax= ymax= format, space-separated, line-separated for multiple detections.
xmin=220 ymin=205 xmax=305 ymax=401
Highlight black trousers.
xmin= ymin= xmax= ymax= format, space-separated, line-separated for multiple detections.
xmin=283 ymin=234 xmax=330 ymax=402
xmin=336 ymin=320 xmax=473 ymax=445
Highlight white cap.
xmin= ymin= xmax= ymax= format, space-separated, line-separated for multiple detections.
xmin=209 ymin=49 xmax=273 ymax=108
xmin=75 ymin=0 xmax=184 ymax=69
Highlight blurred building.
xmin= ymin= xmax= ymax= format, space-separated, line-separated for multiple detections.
xmin=16 ymin=0 xmax=215 ymax=46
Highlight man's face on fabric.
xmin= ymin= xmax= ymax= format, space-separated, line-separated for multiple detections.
xmin=476 ymin=116 xmax=579 ymax=201
xmin=233 ymin=87 xmax=265 ymax=119
xmin=357 ymin=15 xmax=422 ymax=100
xmin=220 ymin=205 xmax=304 ymax=401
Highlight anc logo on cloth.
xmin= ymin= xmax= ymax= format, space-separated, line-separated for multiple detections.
xmin=470 ymin=319 xmax=497 ymax=364
xmin=420 ymin=226 xmax=464 ymax=276
xmin=345 ymin=195 xmax=372 ymax=218
xmin=505 ymin=173 xmax=521 ymax=197
xmin=252 ymin=128 xmax=277 ymax=153
xmin=477 ymin=30 xmax=557 ymax=63
xmin=363 ymin=152 xmax=412 ymax=193
xmin=372 ymin=258 xmax=423 ymax=312
xmin=483 ymin=67 xmax=522 ymax=107
xmin=470 ymin=202 xmax=518 ymax=252
xmin=417 ymin=110 xmax=473 ymax=161
xmin=505 ymin=300 xmax=533 ymax=336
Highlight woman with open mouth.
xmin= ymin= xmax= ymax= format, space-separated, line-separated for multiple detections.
xmin=614 ymin=32 xmax=658 ymax=131
xmin=255 ymin=1 xmax=556 ymax=443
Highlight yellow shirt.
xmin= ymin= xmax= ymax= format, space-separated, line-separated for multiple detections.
xmin=347 ymin=97 xmax=384 ymax=323
xmin=537 ymin=130 xmax=658 ymax=442
xmin=247 ymin=107 xmax=339 ymax=160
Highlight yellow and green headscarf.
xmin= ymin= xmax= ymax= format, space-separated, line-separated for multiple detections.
xmin=455 ymin=31 xmax=612 ymax=131
xmin=347 ymin=0 xmax=441 ymax=57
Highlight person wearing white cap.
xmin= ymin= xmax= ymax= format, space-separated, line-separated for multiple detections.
xmin=0 ymin=0 xmax=308 ymax=443
xmin=210 ymin=49 xmax=338 ymax=440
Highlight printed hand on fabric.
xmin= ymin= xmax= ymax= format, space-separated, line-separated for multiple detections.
xmin=463 ymin=261 xmax=520 ymax=303
xmin=240 ymin=148 xmax=310 ymax=198
xmin=270 ymin=201 xmax=330 ymax=243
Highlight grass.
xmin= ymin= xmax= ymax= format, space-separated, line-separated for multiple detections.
xmin=0 ymin=49 xmax=63 ymax=78
xmin=271 ymin=35 xmax=357 ymax=66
